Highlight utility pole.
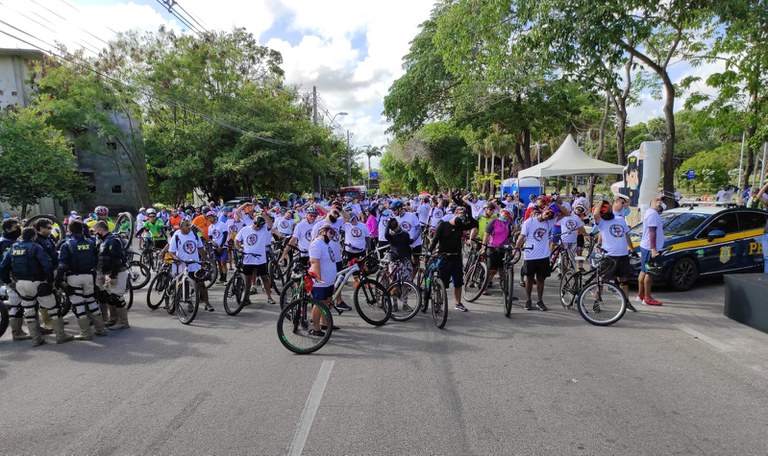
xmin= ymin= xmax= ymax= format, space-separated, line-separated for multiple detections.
xmin=312 ymin=86 xmax=320 ymax=196
xmin=347 ymin=130 xmax=352 ymax=186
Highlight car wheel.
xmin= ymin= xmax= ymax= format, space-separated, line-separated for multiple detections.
xmin=669 ymin=257 xmax=698 ymax=291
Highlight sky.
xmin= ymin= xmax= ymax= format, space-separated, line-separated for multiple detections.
xmin=0 ymin=0 xmax=725 ymax=167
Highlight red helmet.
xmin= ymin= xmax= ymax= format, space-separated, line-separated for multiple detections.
xmin=94 ymin=206 xmax=108 ymax=215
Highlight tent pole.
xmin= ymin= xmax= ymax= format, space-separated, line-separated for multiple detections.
xmin=737 ymin=131 xmax=745 ymax=190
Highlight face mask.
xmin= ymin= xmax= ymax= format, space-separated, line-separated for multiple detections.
xmin=623 ymin=207 xmax=631 ymax=217
xmin=328 ymin=214 xmax=338 ymax=224
xmin=322 ymin=233 xmax=331 ymax=244
xmin=7 ymin=227 xmax=21 ymax=240
xmin=499 ymin=216 xmax=507 ymax=222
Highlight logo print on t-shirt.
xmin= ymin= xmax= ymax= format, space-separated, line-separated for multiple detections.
xmin=183 ymin=241 xmax=197 ymax=254
xmin=304 ymin=230 xmax=313 ymax=241
xmin=565 ymin=220 xmax=577 ymax=231
xmin=401 ymin=222 xmax=411 ymax=232
xmin=212 ymin=229 xmax=221 ymax=241
xmin=351 ymin=227 xmax=363 ymax=237
xmin=532 ymin=227 xmax=547 ymax=242
xmin=279 ymin=221 xmax=288 ymax=229
xmin=246 ymin=234 xmax=258 ymax=245
xmin=610 ymin=224 xmax=624 ymax=238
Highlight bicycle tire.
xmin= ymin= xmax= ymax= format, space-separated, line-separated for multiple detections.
xmin=277 ymin=297 xmax=333 ymax=354
xmin=175 ymin=279 xmax=200 ymax=325
xmin=352 ymin=278 xmax=392 ymax=326
xmin=114 ymin=212 xmax=135 ymax=240
xmin=223 ymin=273 xmax=246 ymax=316
xmin=279 ymin=280 xmax=302 ymax=310
xmin=0 ymin=302 xmax=9 ymax=339
xmin=462 ymin=262 xmax=487 ymax=303
xmin=54 ymin=289 xmax=72 ymax=318
xmin=431 ymin=278 xmax=448 ymax=329
xmin=204 ymin=262 xmax=217 ymax=289
xmin=24 ymin=214 xmax=65 ymax=244
xmin=129 ymin=261 xmax=151 ymax=290
xmin=268 ymin=260 xmax=284 ymax=294
xmin=125 ymin=281 xmax=134 ymax=310
xmin=504 ymin=267 xmax=514 ymax=318
xmin=559 ymin=270 xmax=581 ymax=309
xmin=576 ymin=282 xmax=627 ymax=326
xmin=388 ymin=280 xmax=422 ymax=322
xmin=147 ymin=272 xmax=171 ymax=310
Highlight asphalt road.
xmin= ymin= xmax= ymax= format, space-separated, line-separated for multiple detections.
xmin=2 ymin=272 xmax=768 ymax=456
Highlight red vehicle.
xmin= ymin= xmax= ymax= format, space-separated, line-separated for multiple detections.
xmin=338 ymin=186 xmax=367 ymax=200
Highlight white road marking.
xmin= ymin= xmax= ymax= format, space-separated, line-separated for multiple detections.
xmin=288 ymin=360 xmax=335 ymax=456
xmin=678 ymin=325 xmax=733 ymax=352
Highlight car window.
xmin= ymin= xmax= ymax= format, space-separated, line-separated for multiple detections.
xmin=650 ymin=212 xmax=709 ymax=237
xmin=737 ymin=211 xmax=768 ymax=231
xmin=696 ymin=212 xmax=739 ymax=238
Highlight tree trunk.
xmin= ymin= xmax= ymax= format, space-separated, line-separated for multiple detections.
xmin=615 ymin=103 xmax=628 ymax=166
xmin=513 ymin=142 xmax=524 ymax=169
xmin=661 ymin=74 xmax=676 ymax=207
xmin=523 ymin=129 xmax=532 ymax=168
xmin=490 ymin=151 xmax=496 ymax=196
xmin=21 ymin=204 xmax=27 ymax=219
xmin=597 ymin=94 xmax=609 ymax=160
xmin=501 ymin=155 xmax=505 ymax=181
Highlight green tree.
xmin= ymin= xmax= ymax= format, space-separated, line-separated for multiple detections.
xmin=0 ymin=106 xmax=86 ymax=217
xmin=679 ymin=143 xmax=740 ymax=192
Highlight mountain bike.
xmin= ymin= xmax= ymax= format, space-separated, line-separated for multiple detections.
xmin=499 ymin=245 xmax=529 ymax=317
xmin=462 ymin=238 xmax=488 ymax=303
xmin=415 ymin=253 xmax=448 ymax=329
xmin=159 ymin=260 xmax=205 ymax=325
xmin=0 ymin=285 xmax=9 ymax=339
xmin=147 ymin=254 xmax=174 ymax=310
xmin=223 ymin=251 xmax=248 ymax=316
xmin=376 ymin=254 xmax=421 ymax=322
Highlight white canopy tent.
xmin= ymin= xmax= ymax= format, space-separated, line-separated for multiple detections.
xmin=518 ymin=134 xmax=625 ymax=178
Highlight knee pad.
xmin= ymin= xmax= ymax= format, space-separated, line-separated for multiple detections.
xmin=86 ymin=301 xmax=100 ymax=314
xmin=37 ymin=282 xmax=54 ymax=297
xmin=22 ymin=305 xmax=38 ymax=320
xmin=109 ymin=293 xmax=126 ymax=308
xmin=7 ymin=305 xmax=22 ymax=317
xmin=96 ymin=288 xmax=109 ymax=304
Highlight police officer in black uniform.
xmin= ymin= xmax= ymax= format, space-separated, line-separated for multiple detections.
xmin=56 ymin=220 xmax=107 ymax=340
xmin=34 ymin=218 xmax=60 ymax=334
xmin=93 ymin=221 xmax=130 ymax=330
xmin=0 ymin=227 xmax=73 ymax=346
xmin=0 ymin=217 xmax=30 ymax=341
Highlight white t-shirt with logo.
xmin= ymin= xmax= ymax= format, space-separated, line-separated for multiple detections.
xmin=378 ymin=212 xmax=393 ymax=242
xmin=343 ymin=222 xmax=369 ymax=252
xmin=226 ymin=219 xmax=246 ymax=238
xmin=311 ymin=218 xmax=344 ymax=262
xmin=597 ymin=217 xmax=630 ymax=257
xmin=292 ymin=219 xmax=317 ymax=257
xmin=640 ymin=208 xmax=665 ymax=250
xmin=430 ymin=207 xmax=444 ymax=228
xmin=309 ymin=237 xmax=339 ymax=289
xmin=521 ymin=217 xmax=552 ymax=261
xmin=417 ymin=203 xmax=430 ymax=225
xmin=169 ymin=230 xmax=204 ymax=272
xmin=558 ymin=215 xmax=583 ymax=244
xmin=275 ymin=216 xmax=295 ymax=236
xmin=208 ymin=221 xmax=228 ymax=247
xmin=396 ymin=211 xmax=422 ymax=248
xmin=236 ymin=224 xmax=270 ymax=265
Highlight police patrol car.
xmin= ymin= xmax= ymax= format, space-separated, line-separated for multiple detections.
xmin=629 ymin=203 xmax=766 ymax=290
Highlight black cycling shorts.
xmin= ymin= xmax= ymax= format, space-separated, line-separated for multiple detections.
xmin=243 ymin=263 xmax=268 ymax=277
xmin=605 ymin=255 xmax=630 ymax=281
xmin=523 ymin=258 xmax=550 ymax=279
xmin=487 ymin=247 xmax=504 ymax=270
xmin=576 ymin=234 xmax=584 ymax=249
xmin=438 ymin=256 xmax=464 ymax=288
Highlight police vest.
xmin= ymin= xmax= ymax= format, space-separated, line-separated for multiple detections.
xmin=99 ymin=235 xmax=128 ymax=273
xmin=10 ymin=241 xmax=46 ymax=281
xmin=63 ymin=237 xmax=97 ymax=274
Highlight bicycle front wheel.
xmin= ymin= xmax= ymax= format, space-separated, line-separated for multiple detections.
xmin=223 ymin=273 xmax=246 ymax=316
xmin=388 ymin=280 xmax=422 ymax=322
xmin=431 ymin=278 xmax=448 ymax=329
xmin=353 ymin=278 xmax=392 ymax=326
xmin=175 ymin=280 xmax=200 ymax=325
xmin=279 ymin=280 xmax=302 ymax=310
xmin=125 ymin=282 xmax=134 ymax=310
xmin=462 ymin=262 xmax=487 ymax=303
xmin=147 ymin=272 xmax=170 ymax=310
xmin=268 ymin=260 xmax=284 ymax=294
xmin=129 ymin=261 xmax=151 ymax=290
xmin=277 ymin=298 xmax=333 ymax=354
xmin=504 ymin=267 xmax=515 ymax=318
xmin=576 ymin=282 xmax=627 ymax=326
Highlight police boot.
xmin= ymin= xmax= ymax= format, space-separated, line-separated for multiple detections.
xmin=10 ymin=318 xmax=31 ymax=341
xmin=27 ymin=321 xmax=46 ymax=347
xmin=105 ymin=305 xmax=118 ymax=327
xmin=39 ymin=308 xmax=55 ymax=334
xmin=73 ymin=318 xmax=93 ymax=341
xmin=53 ymin=319 xmax=74 ymax=344
xmin=91 ymin=314 xmax=108 ymax=336
xmin=108 ymin=307 xmax=130 ymax=330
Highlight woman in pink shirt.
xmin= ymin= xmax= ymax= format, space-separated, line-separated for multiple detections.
xmin=366 ymin=206 xmax=379 ymax=250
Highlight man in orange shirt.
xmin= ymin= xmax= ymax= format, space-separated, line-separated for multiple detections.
xmin=191 ymin=209 xmax=212 ymax=241
xmin=168 ymin=208 xmax=183 ymax=232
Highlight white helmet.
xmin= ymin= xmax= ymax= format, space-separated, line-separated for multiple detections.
xmin=146 ymin=208 xmax=157 ymax=216
xmin=139 ymin=207 xmax=146 ymax=213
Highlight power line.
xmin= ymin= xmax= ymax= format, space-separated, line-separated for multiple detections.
xmin=155 ymin=0 xmax=205 ymax=37
xmin=174 ymin=1 xmax=208 ymax=34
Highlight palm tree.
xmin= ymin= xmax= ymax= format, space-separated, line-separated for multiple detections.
xmin=365 ymin=145 xmax=383 ymax=190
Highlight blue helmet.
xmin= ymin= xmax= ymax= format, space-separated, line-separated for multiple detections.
xmin=391 ymin=200 xmax=404 ymax=210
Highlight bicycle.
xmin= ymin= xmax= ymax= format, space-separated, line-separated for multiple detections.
xmin=559 ymin=246 xmax=628 ymax=326
xmin=415 ymin=253 xmax=449 ymax=329
xmin=376 ymin=254 xmax=422 ymax=322
xmin=201 ymin=242 xmax=220 ymax=286
xmin=499 ymin=245 xmax=529 ymax=317
xmin=222 ymin=251 xmax=248 ymax=316
xmin=146 ymin=253 xmax=174 ymax=311
xmin=462 ymin=238 xmax=488 ymax=303
xmin=0 ymin=285 xmax=9 ymax=338
xmin=161 ymin=259 xmax=206 ymax=325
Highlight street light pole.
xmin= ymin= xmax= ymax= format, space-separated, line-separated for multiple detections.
xmin=347 ymin=130 xmax=352 ymax=186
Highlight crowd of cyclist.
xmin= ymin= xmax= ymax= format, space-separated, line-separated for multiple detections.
xmin=1 ymin=186 xmax=667 ymax=345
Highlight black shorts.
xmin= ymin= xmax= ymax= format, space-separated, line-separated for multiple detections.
xmin=345 ymin=250 xmax=364 ymax=263
xmin=336 ymin=261 xmax=343 ymax=272
xmin=411 ymin=245 xmax=423 ymax=257
xmin=243 ymin=263 xmax=268 ymax=277
xmin=438 ymin=256 xmax=464 ymax=288
xmin=576 ymin=234 xmax=584 ymax=248
xmin=487 ymin=247 xmax=504 ymax=270
xmin=523 ymin=258 xmax=550 ymax=279
xmin=605 ymin=255 xmax=630 ymax=281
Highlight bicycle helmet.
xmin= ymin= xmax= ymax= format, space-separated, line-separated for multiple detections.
xmin=201 ymin=205 xmax=210 ymax=213
xmin=253 ymin=215 xmax=266 ymax=228
xmin=146 ymin=208 xmax=157 ymax=216
xmin=139 ymin=207 xmax=146 ymax=213
xmin=205 ymin=210 xmax=217 ymax=218
xmin=391 ymin=200 xmax=404 ymax=210
xmin=305 ymin=206 xmax=319 ymax=215
xmin=94 ymin=206 xmax=108 ymax=215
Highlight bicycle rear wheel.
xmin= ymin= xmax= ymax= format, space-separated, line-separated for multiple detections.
xmin=147 ymin=272 xmax=170 ymax=310
xmin=431 ymin=279 xmax=448 ymax=328
xmin=353 ymin=278 xmax=392 ymax=326
xmin=175 ymin=279 xmax=200 ymax=325
xmin=277 ymin=298 xmax=333 ymax=354
xmin=388 ymin=280 xmax=422 ymax=322
xmin=268 ymin=260 xmax=285 ymax=294
xmin=559 ymin=270 xmax=581 ymax=309
xmin=0 ymin=301 xmax=9 ymax=338
xmin=462 ymin=262 xmax=487 ymax=303
xmin=504 ymin=267 xmax=515 ymax=318
xmin=223 ymin=273 xmax=246 ymax=316
xmin=129 ymin=261 xmax=151 ymax=290
xmin=576 ymin=282 xmax=627 ymax=326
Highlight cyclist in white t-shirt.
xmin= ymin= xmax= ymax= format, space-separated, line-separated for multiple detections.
xmin=169 ymin=219 xmax=212 ymax=311
xmin=206 ymin=211 xmax=229 ymax=284
xmin=235 ymin=212 xmax=274 ymax=306
xmin=515 ymin=206 xmax=554 ymax=310
xmin=593 ymin=198 xmax=636 ymax=312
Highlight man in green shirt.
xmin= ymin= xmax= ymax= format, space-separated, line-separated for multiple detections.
xmin=142 ymin=208 xmax=169 ymax=250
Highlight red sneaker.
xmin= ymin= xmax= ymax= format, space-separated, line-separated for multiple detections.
xmin=644 ymin=297 xmax=663 ymax=306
